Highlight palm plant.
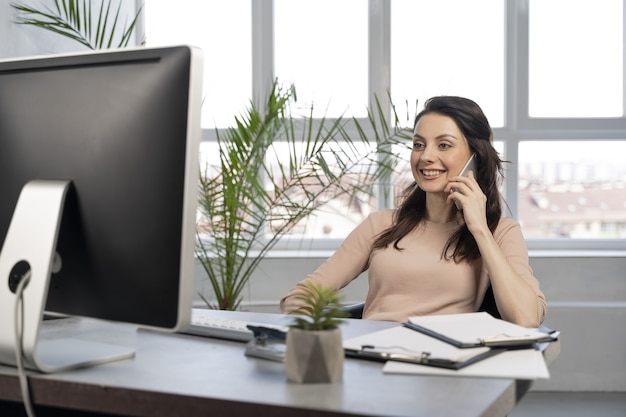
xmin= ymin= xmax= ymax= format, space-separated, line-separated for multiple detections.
xmin=11 ymin=0 xmax=144 ymax=49
xmin=196 ymin=81 xmax=411 ymax=310
xmin=10 ymin=1 xmax=413 ymax=312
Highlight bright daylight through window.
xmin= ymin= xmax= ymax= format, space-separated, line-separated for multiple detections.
xmin=519 ymin=141 xmax=626 ymax=239
xmin=146 ymin=0 xmax=626 ymax=249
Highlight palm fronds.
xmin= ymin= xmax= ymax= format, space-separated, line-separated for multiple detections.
xmin=196 ymin=81 xmax=412 ymax=310
xmin=11 ymin=0 xmax=144 ymax=50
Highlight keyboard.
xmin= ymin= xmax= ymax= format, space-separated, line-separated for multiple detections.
xmin=181 ymin=310 xmax=289 ymax=342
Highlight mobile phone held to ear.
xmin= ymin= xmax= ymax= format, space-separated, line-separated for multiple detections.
xmin=452 ymin=153 xmax=477 ymax=209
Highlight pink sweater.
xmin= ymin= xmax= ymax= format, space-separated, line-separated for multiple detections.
xmin=280 ymin=209 xmax=546 ymax=323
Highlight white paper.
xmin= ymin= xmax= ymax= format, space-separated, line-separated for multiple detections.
xmin=408 ymin=312 xmax=549 ymax=346
xmin=383 ymin=347 xmax=550 ymax=379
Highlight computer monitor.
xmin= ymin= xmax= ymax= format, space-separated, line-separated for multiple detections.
xmin=0 ymin=45 xmax=203 ymax=372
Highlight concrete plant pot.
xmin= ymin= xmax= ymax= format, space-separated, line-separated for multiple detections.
xmin=285 ymin=327 xmax=344 ymax=383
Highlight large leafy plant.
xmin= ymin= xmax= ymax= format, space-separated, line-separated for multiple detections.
xmin=11 ymin=0 xmax=144 ymax=49
xmin=10 ymin=1 xmax=413 ymax=312
xmin=196 ymin=82 xmax=411 ymax=310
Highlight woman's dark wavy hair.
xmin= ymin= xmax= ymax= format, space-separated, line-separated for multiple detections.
xmin=372 ymin=96 xmax=504 ymax=262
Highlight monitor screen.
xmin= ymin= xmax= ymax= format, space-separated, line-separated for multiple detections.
xmin=0 ymin=45 xmax=203 ymax=371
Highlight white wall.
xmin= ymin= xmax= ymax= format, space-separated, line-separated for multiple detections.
xmin=528 ymin=255 xmax=626 ymax=392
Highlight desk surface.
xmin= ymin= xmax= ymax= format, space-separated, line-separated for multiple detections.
xmin=0 ymin=310 xmax=559 ymax=417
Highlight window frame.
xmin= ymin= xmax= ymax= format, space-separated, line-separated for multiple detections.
xmin=503 ymin=0 xmax=626 ymax=251
xmin=197 ymin=0 xmax=626 ymax=252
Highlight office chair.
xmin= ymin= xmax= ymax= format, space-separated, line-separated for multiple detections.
xmin=342 ymin=285 xmax=502 ymax=319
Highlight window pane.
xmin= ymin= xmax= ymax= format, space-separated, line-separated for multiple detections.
xmin=519 ymin=141 xmax=626 ymax=239
xmin=391 ymin=143 xmax=413 ymax=205
xmin=199 ymin=141 xmax=379 ymax=243
xmin=268 ymin=141 xmax=381 ymax=241
xmin=274 ymin=0 xmax=368 ymax=118
xmin=145 ymin=0 xmax=252 ymax=128
xmin=493 ymin=141 xmax=505 ymax=159
xmin=391 ymin=0 xmax=505 ymax=127
xmin=529 ymin=0 xmax=623 ymax=118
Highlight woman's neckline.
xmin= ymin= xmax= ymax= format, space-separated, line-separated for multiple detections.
xmin=420 ymin=218 xmax=462 ymax=231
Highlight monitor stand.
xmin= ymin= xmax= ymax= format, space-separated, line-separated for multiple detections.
xmin=0 ymin=180 xmax=135 ymax=373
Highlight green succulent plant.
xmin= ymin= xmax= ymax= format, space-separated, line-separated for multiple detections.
xmin=289 ymin=282 xmax=349 ymax=331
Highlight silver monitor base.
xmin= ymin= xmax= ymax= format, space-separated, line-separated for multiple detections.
xmin=36 ymin=338 xmax=135 ymax=372
xmin=0 ymin=180 xmax=135 ymax=373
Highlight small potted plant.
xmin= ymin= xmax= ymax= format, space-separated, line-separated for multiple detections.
xmin=285 ymin=282 xmax=349 ymax=383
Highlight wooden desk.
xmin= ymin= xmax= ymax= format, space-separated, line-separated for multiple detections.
xmin=0 ymin=311 xmax=559 ymax=417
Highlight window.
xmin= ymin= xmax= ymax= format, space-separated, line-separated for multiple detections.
xmin=529 ymin=0 xmax=623 ymax=118
xmin=274 ymin=0 xmax=368 ymax=118
xmin=519 ymin=141 xmax=626 ymax=239
xmin=391 ymin=0 xmax=505 ymax=127
xmin=145 ymin=0 xmax=252 ymax=128
xmin=147 ymin=0 xmax=626 ymax=251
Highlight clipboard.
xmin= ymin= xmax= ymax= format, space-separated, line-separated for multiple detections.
xmin=343 ymin=326 xmax=503 ymax=370
xmin=405 ymin=312 xmax=560 ymax=349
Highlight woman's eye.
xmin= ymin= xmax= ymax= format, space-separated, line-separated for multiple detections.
xmin=413 ymin=142 xmax=424 ymax=150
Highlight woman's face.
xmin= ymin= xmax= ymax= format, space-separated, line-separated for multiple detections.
xmin=411 ymin=112 xmax=473 ymax=195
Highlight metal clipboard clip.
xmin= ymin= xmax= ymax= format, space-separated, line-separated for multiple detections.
xmin=479 ymin=329 xmax=560 ymax=347
xmin=244 ymin=325 xmax=287 ymax=362
xmin=356 ymin=345 xmax=455 ymax=367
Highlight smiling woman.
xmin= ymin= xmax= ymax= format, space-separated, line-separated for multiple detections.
xmin=281 ymin=96 xmax=547 ymax=328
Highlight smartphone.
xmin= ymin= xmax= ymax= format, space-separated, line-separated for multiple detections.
xmin=452 ymin=153 xmax=477 ymax=209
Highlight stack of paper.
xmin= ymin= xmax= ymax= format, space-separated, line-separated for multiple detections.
xmin=383 ymin=348 xmax=550 ymax=379
xmin=343 ymin=312 xmax=557 ymax=378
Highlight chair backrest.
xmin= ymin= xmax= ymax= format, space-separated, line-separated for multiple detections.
xmin=479 ymin=285 xmax=501 ymax=318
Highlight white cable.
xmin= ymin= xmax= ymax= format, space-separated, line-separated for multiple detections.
xmin=14 ymin=270 xmax=36 ymax=417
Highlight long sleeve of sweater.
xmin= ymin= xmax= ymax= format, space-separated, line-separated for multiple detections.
xmin=280 ymin=210 xmax=546 ymax=323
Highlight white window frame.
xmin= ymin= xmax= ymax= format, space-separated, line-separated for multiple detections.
xmin=199 ymin=0 xmax=626 ymax=253
xmin=502 ymin=0 xmax=626 ymax=251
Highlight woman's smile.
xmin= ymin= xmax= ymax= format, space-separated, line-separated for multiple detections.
xmin=420 ymin=168 xmax=447 ymax=178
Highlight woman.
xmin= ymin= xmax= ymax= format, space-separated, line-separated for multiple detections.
xmin=280 ymin=96 xmax=546 ymax=327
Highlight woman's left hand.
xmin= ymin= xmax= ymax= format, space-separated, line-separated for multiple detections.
xmin=445 ymin=171 xmax=489 ymax=234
